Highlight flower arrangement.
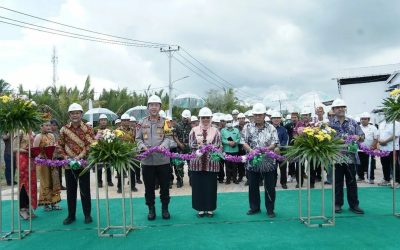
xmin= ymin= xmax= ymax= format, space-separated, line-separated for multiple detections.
xmin=382 ymin=88 xmax=400 ymax=122
xmin=81 ymin=128 xmax=140 ymax=175
xmin=283 ymin=123 xmax=348 ymax=169
xmin=0 ymin=94 xmax=42 ymax=133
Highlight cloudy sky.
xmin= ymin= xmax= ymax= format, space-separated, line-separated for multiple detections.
xmin=1 ymin=0 xmax=400 ymax=106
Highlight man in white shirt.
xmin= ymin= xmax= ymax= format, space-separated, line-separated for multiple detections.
xmin=358 ymin=112 xmax=378 ymax=184
xmin=378 ymin=119 xmax=400 ymax=188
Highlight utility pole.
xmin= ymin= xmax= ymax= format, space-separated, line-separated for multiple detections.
xmin=51 ymin=46 xmax=58 ymax=85
xmin=160 ymin=45 xmax=180 ymax=118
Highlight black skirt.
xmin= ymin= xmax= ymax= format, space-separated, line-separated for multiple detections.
xmin=191 ymin=171 xmax=218 ymax=211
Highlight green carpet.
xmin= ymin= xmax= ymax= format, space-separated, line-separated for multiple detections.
xmin=1 ymin=187 xmax=400 ymax=250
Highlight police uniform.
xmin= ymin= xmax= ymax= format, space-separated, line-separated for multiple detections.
xmin=136 ymin=116 xmax=173 ymax=218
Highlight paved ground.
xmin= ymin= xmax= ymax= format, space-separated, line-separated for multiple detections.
xmin=0 ymin=159 xmax=389 ymax=202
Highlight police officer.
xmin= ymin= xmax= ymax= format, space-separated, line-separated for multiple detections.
xmin=136 ymin=95 xmax=173 ymax=220
xmin=172 ymin=109 xmax=192 ymax=188
xmin=241 ymin=103 xmax=279 ymax=218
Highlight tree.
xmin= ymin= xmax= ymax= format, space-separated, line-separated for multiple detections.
xmin=0 ymin=79 xmax=11 ymax=94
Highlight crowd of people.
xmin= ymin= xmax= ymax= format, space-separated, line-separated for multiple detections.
xmin=2 ymin=95 xmax=400 ymax=223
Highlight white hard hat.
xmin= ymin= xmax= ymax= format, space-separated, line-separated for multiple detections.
xmin=99 ymin=114 xmax=108 ymax=120
xmin=252 ymin=103 xmax=266 ymax=115
xmin=115 ymin=119 xmax=121 ymax=124
xmin=68 ymin=103 xmax=83 ymax=112
xmin=147 ymin=95 xmax=162 ymax=105
xmin=198 ymin=107 xmax=213 ymax=117
xmin=212 ymin=116 xmax=220 ymax=123
xmin=300 ymin=108 xmax=312 ymax=115
xmin=271 ymin=111 xmax=282 ymax=118
xmin=332 ymin=99 xmax=347 ymax=108
xmin=121 ymin=114 xmax=130 ymax=120
xmin=191 ymin=116 xmax=198 ymax=122
xmin=266 ymin=109 xmax=273 ymax=116
xmin=247 ymin=110 xmax=254 ymax=117
xmin=166 ymin=116 xmax=172 ymax=121
xmin=181 ymin=109 xmax=191 ymax=118
xmin=86 ymin=122 xmax=93 ymax=126
xmin=159 ymin=110 xmax=166 ymax=118
xmin=129 ymin=116 xmax=136 ymax=122
xmin=360 ymin=112 xmax=370 ymax=119
xmin=245 ymin=118 xmax=250 ymax=123
xmin=219 ymin=115 xmax=226 ymax=121
xmin=238 ymin=113 xmax=246 ymax=118
xmin=265 ymin=116 xmax=271 ymax=122
xmin=286 ymin=114 xmax=291 ymax=119
xmin=232 ymin=109 xmax=239 ymax=115
xmin=225 ymin=114 xmax=233 ymax=122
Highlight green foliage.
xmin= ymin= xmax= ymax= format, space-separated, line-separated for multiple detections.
xmin=382 ymin=96 xmax=400 ymax=122
xmin=205 ymin=88 xmax=250 ymax=113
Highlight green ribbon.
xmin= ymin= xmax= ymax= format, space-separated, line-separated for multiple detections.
xmin=171 ymin=157 xmax=185 ymax=166
xmin=250 ymin=154 xmax=265 ymax=167
xmin=348 ymin=142 xmax=359 ymax=154
xmin=69 ymin=160 xmax=81 ymax=170
xmin=211 ymin=152 xmax=224 ymax=162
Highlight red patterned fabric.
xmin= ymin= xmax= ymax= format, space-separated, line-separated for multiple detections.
xmin=18 ymin=152 xmax=37 ymax=209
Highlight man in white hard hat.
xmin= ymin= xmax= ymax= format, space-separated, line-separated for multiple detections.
xmin=270 ymin=112 xmax=289 ymax=189
xmin=115 ymin=119 xmax=121 ymax=127
xmin=330 ymin=99 xmax=365 ymax=214
xmin=241 ymin=103 xmax=279 ymax=218
xmin=94 ymin=114 xmax=114 ymax=188
xmin=171 ymin=109 xmax=192 ymax=188
xmin=314 ymin=104 xmax=329 ymax=125
xmin=59 ymin=103 xmax=95 ymax=225
xmin=358 ymin=112 xmax=378 ymax=184
xmin=190 ymin=116 xmax=199 ymax=128
xmin=378 ymin=113 xmax=400 ymax=188
xmin=247 ymin=111 xmax=254 ymax=123
xmin=212 ymin=116 xmax=220 ymax=128
xmin=116 ymin=114 xmax=140 ymax=193
xmin=237 ymin=113 xmax=247 ymax=183
xmin=136 ymin=95 xmax=173 ymax=220
xmin=219 ymin=115 xmax=226 ymax=130
xmin=221 ymin=114 xmax=241 ymax=184
xmin=232 ymin=109 xmax=240 ymax=127
xmin=129 ymin=116 xmax=137 ymax=130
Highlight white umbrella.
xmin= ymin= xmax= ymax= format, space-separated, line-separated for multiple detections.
xmin=124 ymin=106 xmax=149 ymax=120
xmin=173 ymin=93 xmax=205 ymax=109
xmin=83 ymin=108 xmax=118 ymax=122
xmin=297 ymin=91 xmax=331 ymax=110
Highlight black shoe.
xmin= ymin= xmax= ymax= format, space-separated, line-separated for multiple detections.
xmin=310 ymin=183 xmax=315 ymax=189
xmin=155 ymin=184 xmax=160 ymax=190
xmin=335 ymin=205 xmax=342 ymax=213
xmin=177 ymin=180 xmax=183 ymax=188
xmin=98 ymin=182 xmax=103 ymax=188
xmin=282 ymin=184 xmax=288 ymax=189
xmin=218 ymin=180 xmax=224 ymax=184
xmin=238 ymin=177 xmax=243 ymax=182
xmin=247 ymin=209 xmax=261 ymax=215
xmin=197 ymin=211 xmax=205 ymax=218
xmin=245 ymin=180 xmax=249 ymax=186
xmin=108 ymin=182 xmax=114 ymax=187
xmin=148 ymin=206 xmax=156 ymax=220
xmin=225 ymin=180 xmax=231 ymax=185
xmin=295 ymin=184 xmax=303 ymax=188
xmin=233 ymin=180 xmax=240 ymax=184
xmin=63 ymin=217 xmax=76 ymax=225
xmin=267 ymin=211 xmax=276 ymax=218
xmin=350 ymin=206 xmax=364 ymax=214
xmin=162 ymin=209 xmax=170 ymax=220
xmin=84 ymin=216 xmax=93 ymax=224
xmin=117 ymin=188 xmax=122 ymax=193
xmin=324 ymin=181 xmax=331 ymax=185
xmin=137 ymin=179 xmax=143 ymax=184
xmin=61 ymin=185 xmax=67 ymax=190
xmin=131 ymin=187 xmax=138 ymax=192
xmin=206 ymin=211 xmax=214 ymax=217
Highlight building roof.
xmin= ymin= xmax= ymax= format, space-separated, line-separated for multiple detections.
xmin=334 ymin=63 xmax=400 ymax=79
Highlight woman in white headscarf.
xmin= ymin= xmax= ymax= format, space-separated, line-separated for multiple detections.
xmin=189 ymin=107 xmax=221 ymax=218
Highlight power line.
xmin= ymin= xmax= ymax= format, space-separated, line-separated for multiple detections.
xmin=0 ymin=5 xmax=171 ymax=47
xmin=0 ymin=20 xmax=160 ymax=48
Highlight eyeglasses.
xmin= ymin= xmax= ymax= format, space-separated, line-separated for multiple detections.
xmin=201 ymin=117 xmax=211 ymax=119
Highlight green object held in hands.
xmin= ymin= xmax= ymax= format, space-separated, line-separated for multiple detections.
xmin=211 ymin=152 xmax=223 ymax=162
xmin=348 ymin=142 xmax=358 ymax=154
xmin=69 ymin=160 xmax=81 ymax=170
xmin=250 ymin=154 xmax=265 ymax=167
xmin=171 ymin=157 xmax=185 ymax=166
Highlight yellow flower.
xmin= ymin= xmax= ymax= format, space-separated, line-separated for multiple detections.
xmin=390 ymin=89 xmax=400 ymax=97
xmin=91 ymin=141 xmax=98 ymax=147
xmin=315 ymin=134 xmax=325 ymax=142
xmin=114 ymin=129 xmax=125 ymax=138
xmin=325 ymin=134 xmax=332 ymax=141
xmin=0 ymin=95 xmax=11 ymax=103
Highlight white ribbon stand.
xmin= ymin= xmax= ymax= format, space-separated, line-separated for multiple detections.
xmin=392 ymin=121 xmax=400 ymax=217
xmin=1 ymin=131 xmax=33 ymax=240
xmin=95 ymin=164 xmax=134 ymax=237
xmin=298 ymin=160 xmax=336 ymax=227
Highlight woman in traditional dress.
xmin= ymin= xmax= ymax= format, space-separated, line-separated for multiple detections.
xmin=189 ymin=107 xmax=221 ymax=218
xmin=34 ymin=120 xmax=62 ymax=211
xmin=13 ymin=130 xmax=37 ymax=220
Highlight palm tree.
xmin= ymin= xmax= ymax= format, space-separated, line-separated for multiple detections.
xmin=0 ymin=79 xmax=11 ymax=94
